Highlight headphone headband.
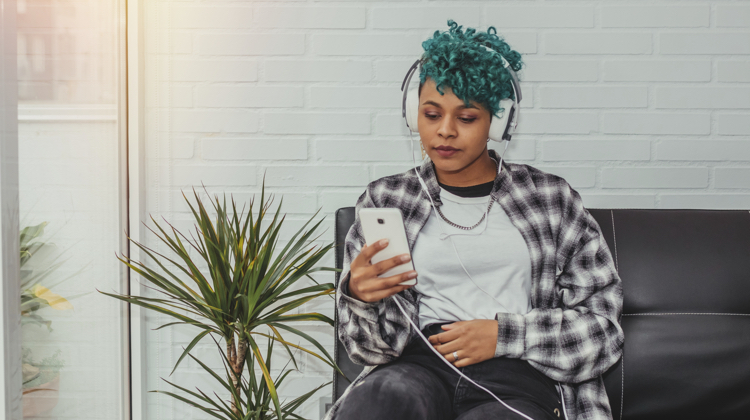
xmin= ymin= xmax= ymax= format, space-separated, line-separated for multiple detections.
xmin=481 ymin=45 xmax=523 ymax=103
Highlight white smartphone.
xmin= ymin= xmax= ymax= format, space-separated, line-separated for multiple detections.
xmin=359 ymin=208 xmax=416 ymax=286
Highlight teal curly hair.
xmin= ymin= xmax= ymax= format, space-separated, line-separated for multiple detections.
xmin=418 ymin=19 xmax=524 ymax=120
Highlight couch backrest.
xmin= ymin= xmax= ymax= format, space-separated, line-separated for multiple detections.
xmin=332 ymin=207 xmax=750 ymax=419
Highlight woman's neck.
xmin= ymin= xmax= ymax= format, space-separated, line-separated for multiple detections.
xmin=433 ymin=152 xmax=498 ymax=187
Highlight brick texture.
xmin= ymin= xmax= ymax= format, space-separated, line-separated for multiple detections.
xmin=142 ymin=3 xmax=750 ymax=419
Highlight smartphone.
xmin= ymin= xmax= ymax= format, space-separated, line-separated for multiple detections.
xmin=359 ymin=208 xmax=416 ymax=286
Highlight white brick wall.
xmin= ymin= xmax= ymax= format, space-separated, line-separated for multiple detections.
xmin=143 ymin=2 xmax=750 ymax=419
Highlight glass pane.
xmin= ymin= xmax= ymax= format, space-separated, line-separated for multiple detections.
xmin=17 ymin=0 xmax=126 ymax=418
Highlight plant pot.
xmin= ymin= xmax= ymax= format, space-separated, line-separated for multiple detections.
xmin=23 ymin=373 xmax=60 ymax=417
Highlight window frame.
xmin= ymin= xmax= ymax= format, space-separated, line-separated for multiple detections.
xmin=0 ymin=0 xmax=142 ymax=418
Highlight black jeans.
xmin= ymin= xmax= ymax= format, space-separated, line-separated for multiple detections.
xmin=335 ymin=323 xmax=564 ymax=420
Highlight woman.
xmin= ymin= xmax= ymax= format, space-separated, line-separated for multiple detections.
xmin=326 ymin=20 xmax=623 ymax=420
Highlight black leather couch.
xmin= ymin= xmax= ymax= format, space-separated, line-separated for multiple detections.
xmin=330 ymin=207 xmax=750 ymax=419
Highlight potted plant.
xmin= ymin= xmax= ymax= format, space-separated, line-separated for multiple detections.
xmin=99 ymin=178 xmax=344 ymax=419
xmin=21 ymin=348 xmax=64 ymax=417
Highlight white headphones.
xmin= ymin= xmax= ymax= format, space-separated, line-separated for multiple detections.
xmin=400 ymin=44 xmax=523 ymax=142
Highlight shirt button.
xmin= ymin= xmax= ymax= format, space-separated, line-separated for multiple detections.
xmin=554 ymin=408 xmax=561 ymax=417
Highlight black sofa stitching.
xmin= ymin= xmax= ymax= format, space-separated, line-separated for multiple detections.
xmin=610 ymin=209 xmax=618 ymax=273
xmin=620 ymin=351 xmax=624 ymax=420
xmin=333 ymin=208 xmax=341 ymax=402
xmin=611 ymin=210 xmax=624 ymax=420
xmin=623 ymin=312 xmax=750 ymax=316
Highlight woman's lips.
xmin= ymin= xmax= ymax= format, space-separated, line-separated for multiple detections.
xmin=435 ymin=148 xmax=459 ymax=157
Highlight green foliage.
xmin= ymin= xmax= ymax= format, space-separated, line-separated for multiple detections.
xmin=99 ymin=177 xmax=342 ymax=419
xmin=20 ymin=221 xmax=88 ymax=332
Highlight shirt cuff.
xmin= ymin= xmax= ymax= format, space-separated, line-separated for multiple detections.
xmin=338 ymin=274 xmax=383 ymax=323
xmin=494 ymin=312 xmax=526 ymax=358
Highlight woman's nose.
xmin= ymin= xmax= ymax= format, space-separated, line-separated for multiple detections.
xmin=437 ymin=116 xmax=457 ymax=138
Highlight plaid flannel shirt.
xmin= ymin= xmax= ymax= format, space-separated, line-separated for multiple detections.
xmin=325 ymin=148 xmax=624 ymax=420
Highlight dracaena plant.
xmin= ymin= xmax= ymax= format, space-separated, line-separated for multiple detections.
xmin=98 ymin=179 xmax=343 ymax=419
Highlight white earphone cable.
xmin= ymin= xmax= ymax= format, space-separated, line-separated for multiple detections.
xmin=396 ymin=132 xmax=536 ymax=420
xmin=392 ymin=296 xmax=537 ymax=420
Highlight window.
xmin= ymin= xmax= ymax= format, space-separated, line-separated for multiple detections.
xmin=17 ymin=0 xmax=128 ymax=418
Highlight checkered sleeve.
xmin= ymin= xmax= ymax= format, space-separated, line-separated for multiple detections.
xmin=494 ymin=178 xmax=624 ymax=384
xmin=335 ymin=185 xmax=416 ymax=366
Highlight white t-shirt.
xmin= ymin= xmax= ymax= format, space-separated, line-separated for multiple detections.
xmin=411 ymin=187 xmax=533 ymax=330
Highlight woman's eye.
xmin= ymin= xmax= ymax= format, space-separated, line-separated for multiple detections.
xmin=424 ymin=114 xmax=475 ymax=123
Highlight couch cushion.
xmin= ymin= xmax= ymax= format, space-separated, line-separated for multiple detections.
xmin=334 ymin=207 xmax=750 ymax=419
xmin=594 ymin=209 xmax=750 ymax=314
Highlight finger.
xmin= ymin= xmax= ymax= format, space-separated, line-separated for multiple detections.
xmin=365 ymin=283 xmax=414 ymax=302
xmin=351 ymin=243 xmax=369 ymax=269
xmin=440 ymin=321 xmax=464 ymax=331
xmin=358 ymin=270 xmax=417 ymax=293
xmin=377 ymin=270 xmax=417 ymax=288
xmin=439 ymin=349 xmax=463 ymax=365
xmin=351 ymin=244 xmax=369 ymax=268
xmin=359 ymin=267 xmax=409 ymax=290
xmin=427 ymin=333 xmax=445 ymax=346
xmin=371 ymin=253 xmax=413 ymax=277
xmin=361 ymin=238 xmax=390 ymax=264
xmin=453 ymin=357 xmax=472 ymax=368
xmin=434 ymin=328 xmax=462 ymax=345
xmin=432 ymin=339 xmax=461 ymax=356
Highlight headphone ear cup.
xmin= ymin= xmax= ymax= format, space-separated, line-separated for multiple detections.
xmin=405 ymin=87 xmax=420 ymax=133
xmin=502 ymin=104 xmax=517 ymax=141
xmin=488 ymin=98 xmax=515 ymax=142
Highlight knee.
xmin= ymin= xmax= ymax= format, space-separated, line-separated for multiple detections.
xmin=349 ymin=372 xmax=414 ymax=405
xmin=336 ymin=367 xmax=430 ymax=419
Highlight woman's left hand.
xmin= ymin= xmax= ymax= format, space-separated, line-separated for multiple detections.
xmin=427 ymin=320 xmax=499 ymax=368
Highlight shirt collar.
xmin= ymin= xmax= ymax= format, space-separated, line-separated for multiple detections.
xmin=416 ymin=148 xmax=513 ymax=206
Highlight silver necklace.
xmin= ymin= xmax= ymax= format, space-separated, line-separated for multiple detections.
xmin=435 ymin=157 xmax=498 ymax=231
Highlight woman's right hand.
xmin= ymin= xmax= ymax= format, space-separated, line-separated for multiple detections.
xmin=348 ymin=239 xmax=418 ymax=303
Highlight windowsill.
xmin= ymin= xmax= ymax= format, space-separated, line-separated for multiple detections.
xmin=17 ymin=104 xmax=117 ymax=121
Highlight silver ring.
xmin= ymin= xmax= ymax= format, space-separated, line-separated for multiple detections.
xmin=452 ymin=351 xmax=459 ymax=362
